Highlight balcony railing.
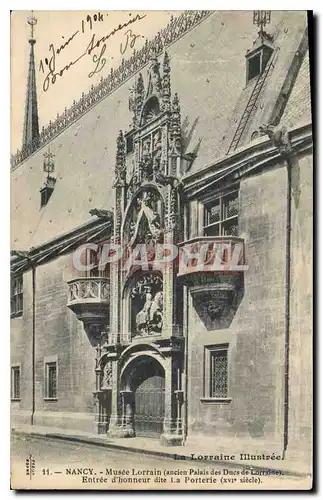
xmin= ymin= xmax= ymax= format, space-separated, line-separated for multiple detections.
xmin=67 ymin=277 xmax=110 ymax=342
xmin=67 ymin=277 xmax=110 ymax=305
xmin=177 ymin=236 xmax=246 ymax=278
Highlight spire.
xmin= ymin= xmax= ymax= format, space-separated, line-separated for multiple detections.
xmin=134 ymin=73 xmax=145 ymax=127
xmin=22 ymin=13 xmax=39 ymax=148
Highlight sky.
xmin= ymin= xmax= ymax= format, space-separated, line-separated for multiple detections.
xmin=10 ymin=10 xmax=178 ymax=153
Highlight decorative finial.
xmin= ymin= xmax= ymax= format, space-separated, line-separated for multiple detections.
xmin=171 ymin=93 xmax=182 ymax=155
xmin=162 ymin=52 xmax=171 ymax=112
xmin=114 ymin=130 xmax=126 ymax=186
xmin=43 ymin=148 xmax=55 ymax=178
xmin=27 ymin=11 xmax=37 ymax=40
xmin=253 ymin=11 xmax=271 ymax=34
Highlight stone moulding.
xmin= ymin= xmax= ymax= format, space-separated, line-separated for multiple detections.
xmin=11 ymin=10 xmax=212 ymax=171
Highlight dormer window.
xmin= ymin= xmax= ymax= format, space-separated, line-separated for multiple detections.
xmin=247 ymin=53 xmax=261 ymax=81
xmin=245 ymin=32 xmax=274 ymax=84
xmin=40 ymin=176 xmax=56 ymax=208
xmin=40 ymin=149 xmax=56 ymax=207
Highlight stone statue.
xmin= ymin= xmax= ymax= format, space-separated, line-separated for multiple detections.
xmin=101 ymin=361 xmax=112 ymax=390
xmin=153 ymin=129 xmax=161 ymax=152
xmin=135 ymin=289 xmax=163 ymax=335
xmin=136 ymin=194 xmax=163 ymax=243
xmin=136 ymin=288 xmax=153 ymax=334
xmin=259 ymin=124 xmax=293 ymax=155
xmin=155 ymin=171 xmax=183 ymax=189
xmin=150 ymin=291 xmax=163 ymax=331
xmin=142 ymin=137 xmax=151 ymax=157
xmin=89 ymin=208 xmax=113 ymax=220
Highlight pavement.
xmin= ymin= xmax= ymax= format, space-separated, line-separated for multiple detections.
xmin=11 ymin=423 xmax=312 ymax=478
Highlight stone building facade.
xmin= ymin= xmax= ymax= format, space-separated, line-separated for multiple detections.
xmin=11 ymin=11 xmax=312 ymax=460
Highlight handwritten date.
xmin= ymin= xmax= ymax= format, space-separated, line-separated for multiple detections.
xmin=39 ymin=13 xmax=146 ymax=92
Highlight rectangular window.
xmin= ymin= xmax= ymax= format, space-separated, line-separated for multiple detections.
xmin=248 ymin=53 xmax=261 ymax=81
xmin=203 ymin=344 xmax=230 ymax=401
xmin=210 ymin=348 xmax=228 ymax=398
xmin=11 ymin=366 xmax=20 ymax=400
xmin=204 ymin=191 xmax=239 ymax=237
xmin=11 ymin=275 xmax=23 ymax=318
xmin=45 ymin=362 xmax=57 ymax=399
xmin=85 ymin=246 xmax=110 ymax=278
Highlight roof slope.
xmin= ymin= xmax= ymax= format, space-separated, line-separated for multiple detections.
xmin=11 ymin=11 xmax=310 ymax=251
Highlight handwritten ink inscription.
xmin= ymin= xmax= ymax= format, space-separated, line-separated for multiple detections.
xmin=39 ymin=12 xmax=146 ymax=92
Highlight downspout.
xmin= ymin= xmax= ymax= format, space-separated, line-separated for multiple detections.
xmin=181 ymin=200 xmax=189 ymax=446
xmin=259 ymin=125 xmax=294 ymax=459
xmin=31 ymin=264 xmax=36 ymax=426
xmin=182 ymin=284 xmax=189 ymax=445
xmin=283 ymin=158 xmax=292 ymax=459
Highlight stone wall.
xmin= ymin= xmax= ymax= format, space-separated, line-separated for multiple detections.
xmin=11 ymin=254 xmax=96 ymax=432
xmin=288 ymin=152 xmax=313 ymax=455
xmin=186 ymin=153 xmax=311 ymax=452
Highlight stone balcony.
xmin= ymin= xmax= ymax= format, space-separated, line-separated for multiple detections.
xmin=177 ymin=236 xmax=246 ymax=278
xmin=177 ymin=236 xmax=246 ymax=326
xmin=67 ymin=277 xmax=110 ymax=344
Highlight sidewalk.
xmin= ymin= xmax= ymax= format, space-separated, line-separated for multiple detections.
xmin=11 ymin=423 xmax=311 ymax=478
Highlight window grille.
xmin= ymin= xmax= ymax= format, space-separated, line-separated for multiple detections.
xmin=210 ymin=348 xmax=228 ymax=398
xmin=45 ymin=362 xmax=57 ymax=399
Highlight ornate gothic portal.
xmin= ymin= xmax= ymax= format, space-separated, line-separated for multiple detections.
xmin=94 ymin=49 xmax=185 ymax=445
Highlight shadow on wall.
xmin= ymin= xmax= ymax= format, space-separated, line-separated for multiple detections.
xmin=182 ymin=115 xmax=199 ymax=151
xmin=181 ymin=115 xmax=203 ymax=172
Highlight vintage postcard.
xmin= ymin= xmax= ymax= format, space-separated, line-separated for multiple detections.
xmin=10 ymin=9 xmax=313 ymax=490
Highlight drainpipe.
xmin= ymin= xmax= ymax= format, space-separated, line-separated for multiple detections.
xmin=259 ymin=126 xmax=294 ymax=459
xmin=283 ymin=158 xmax=292 ymax=459
xmin=182 ymin=284 xmax=189 ymax=445
xmin=31 ymin=264 xmax=36 ymax=426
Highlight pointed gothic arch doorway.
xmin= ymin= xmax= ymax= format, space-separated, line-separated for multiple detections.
xmin=121 ymin=355 xmax=165 ymax=438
